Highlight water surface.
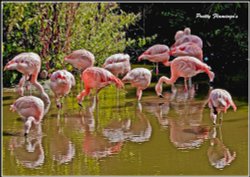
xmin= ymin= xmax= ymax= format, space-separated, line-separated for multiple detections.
xmin=2 ymin=83 xmax=248 ymax=175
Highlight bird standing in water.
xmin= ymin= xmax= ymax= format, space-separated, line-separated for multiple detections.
xmin=103 ymin=53 xmax=131 ymax=77
xmin=207 ymin=88 xmax=237 ymax=125
xmin=155 ymin=56 xmax=214 ymax=96
xmin=4 ymin=52 xmax=50 ymax=102
xmin=77 ymin=67 xmax=124 ymax=106
xmin=64 ymin=49 xmax=95 ymax=72
xmin=50 ymin=70 xmax=75 ymax=109
xmin=10 ymin=95 xmax=50 ymax=136
xmin=138 ymin=44 xmax=170 ymax=75
xmin=122 ymin=68 xmax=152 ymax=101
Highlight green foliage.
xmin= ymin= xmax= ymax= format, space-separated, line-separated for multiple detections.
xmin=3 ymin=3 xmax=43 ymax=87
xmin=68 ymin=3 xmax=140 ymax=65
xmin=3 ymin=2 xmax=154 ymax=87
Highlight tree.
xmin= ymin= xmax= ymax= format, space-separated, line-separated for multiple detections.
xmin=3 ymin=2 xmax=154 ymax=87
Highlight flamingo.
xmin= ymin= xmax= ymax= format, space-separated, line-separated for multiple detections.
xmin=4 ymin=52 xmax=50 ymax=101
xmin=122 ymin=68 xmax=152 ymax=101
xmin=207 ymin=88 xmax=237 ymax=125
xmin=102 ymin=53 xmax=131 ymax=77
xmin=10 ymin=95 xmax=50 ymax=136
xmin=50 ymin=70 xmax=76 ymax=109
xmin=174 ymin=28 xmax=189 ymax=41
xmin=171 ymin=27 xmax=203 ymax=49
xmin=138 ymin=44 xmax=170 ymax=75
xmin=169 ymin=42 xmax=203 ymax=61
xmin=64 ymin=49 xmax=95 ymax=71
xmin=77 ymin=67 xmax=124 ymax=106
xmin=155 ymin=56 xmax=215 ymax=96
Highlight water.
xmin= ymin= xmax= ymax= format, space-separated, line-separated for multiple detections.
xmin=2 ymin=83 xmax=248 ymax=175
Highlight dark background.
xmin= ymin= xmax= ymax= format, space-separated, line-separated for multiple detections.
xmin=120 ymin=3 xmax=248 ymax=98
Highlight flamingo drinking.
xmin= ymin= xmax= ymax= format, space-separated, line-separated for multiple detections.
xmin=207 ymin=88 xmax=237 ymax=125
xmin=155 ymin=56 xmax=214 ymax=96
xmin=50 ymin=70 xmax=76 ymax=109
xmin=122 ymin=68 xmax=152 ymax=101
xmin=10 ymin=96 xmax=50 ymax=136
xmin=77 ymin=67 xmax=124 ymax=106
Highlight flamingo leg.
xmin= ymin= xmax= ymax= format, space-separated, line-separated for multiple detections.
xmin=55 ymin=95 xmax=62 ymax=109
xmin=184 ymin=78 xmax=188 ymax=91
xmin=77 ymin=87 xmax=90 ymax=106
xmin=136 ymin=88 xmax=143 ymax=101
xmin=30 ymin=71 xmax=46 ymax=95
xmin=219 ymin=113 xmax=223 ymax=125
xmin=17 ymin=76 xmax=27 ymax=96
xmin=188 ymin=78 xmax=192 ymax=89
xmin=156 ymin=63 xmax=159 ymax=75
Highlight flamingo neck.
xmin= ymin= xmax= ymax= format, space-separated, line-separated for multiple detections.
xmin=24 ymin=116 xmax=35 ymax=135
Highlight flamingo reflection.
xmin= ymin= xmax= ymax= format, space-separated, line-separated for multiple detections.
xmin=49 ymin=112 xmax=75 ymax=164
xmin=125 ymin=103 xmax=152 ymax=143
xmin=82 ymin=96 xmax=123 ymax=159
xmin=8 ymin=124 xmax=44 ymax=168
xmin=207 ymin=126 xmax=236 ymax=169
xmin=103 ymin=102 xmax=152 ymax=144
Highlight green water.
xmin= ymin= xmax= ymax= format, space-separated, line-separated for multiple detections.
xmin=2 ymin=83 xmax=248 ymax=176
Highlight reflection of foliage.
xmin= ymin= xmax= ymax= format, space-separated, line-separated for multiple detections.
xmin=3 ymin=2 xmax=154 ymax=87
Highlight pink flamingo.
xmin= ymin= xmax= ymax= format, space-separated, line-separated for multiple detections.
xmin=169 ymin=42 xmax=203 ymax=61
xmin=4 ymin=52 xmax=50 ymax=101
xmin=171 ymin=27 xmax=203 ymax=49
xmin=103 ymin=53 xmax=131 ymax=77
xmin=207 ymin=89 xmax=237 ymax=125
xmin=138 ymin=44 xmax=170 ymax=75
xmin=10 ymin=96 xmax=49 ymax=136
xmin=155 ymin=56 xmax=215 ymax=96
xmin=50 ymin=70 xmax=76 ymax=109
xmin=122 ymin=68 xmax=152 ymax=101
xmin=77 ymin=67 xmax=124 ymax=106
xmin=64 ymin=49 xmax=95 ymax=71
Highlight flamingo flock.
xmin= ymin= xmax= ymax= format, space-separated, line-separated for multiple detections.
xmin=4 ymin=26 xmax=237 ymax=137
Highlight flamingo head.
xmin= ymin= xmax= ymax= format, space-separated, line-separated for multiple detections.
xmin=4 ymin=60 xmax=17 ymax=71
xmin=24 ymin=116 xmax=35 ymax=136
xmin=174 ymin=30 xmax=184 ymax=41
xmin=155 ymin=82 xmax=163 ymax=97
xmin=56 ymin=74 xmax=66 ymax=80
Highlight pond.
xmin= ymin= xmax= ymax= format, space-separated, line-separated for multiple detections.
xmin=2 ymin=81 xmax=248 ymax=176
